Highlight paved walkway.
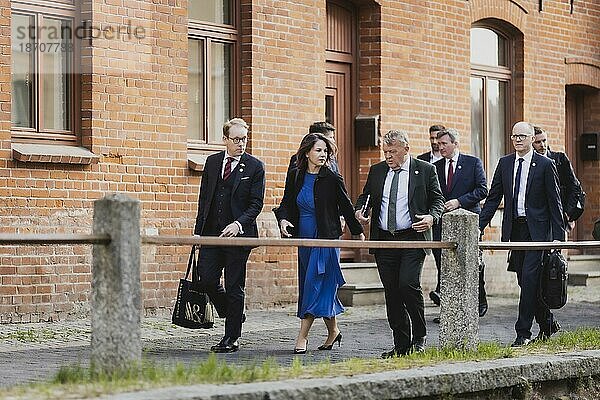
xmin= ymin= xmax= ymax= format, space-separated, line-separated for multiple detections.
xmin=0 ymin=284 xmax=599 ymax=388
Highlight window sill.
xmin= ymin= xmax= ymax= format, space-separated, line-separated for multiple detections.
xmin=188 ymin=153 xmax=208 ymax=172
xmin=12 ymin=143 xmax=99 ymax=165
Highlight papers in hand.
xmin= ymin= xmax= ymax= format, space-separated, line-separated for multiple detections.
xmin=361 ymin=194 xmax=371 ymax=218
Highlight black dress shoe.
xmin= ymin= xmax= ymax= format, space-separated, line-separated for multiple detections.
xmin=381 ymin=347 xmax=409 ymax=359
xmin=411 ymin=336 xmax=426 ymax=353
xmin=511 ymin=336 xmax=531 ymax=347
xmin=210 ymin=336 xmax=240 ymax=353
xmin=318 ymin=332 xmax=342 ymax=350
xmin=534 ymin=320 xmax=561 ymax=342
xmin=429 ymin=291 xmax=441 ymax=306
xmin=433 ymin=316 xmax=440 ymax=324
xmin=478 ymin=303 xmax=488 ymax=317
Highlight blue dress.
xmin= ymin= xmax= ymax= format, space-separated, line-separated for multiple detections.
xmin=296 ymin=173 xmax=346 ymax=319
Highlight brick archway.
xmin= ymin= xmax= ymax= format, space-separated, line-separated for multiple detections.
xmin=565 ymin=58 xmax=600 ymax=90
xmin=469 ymin=0 xmax=529 ymax=31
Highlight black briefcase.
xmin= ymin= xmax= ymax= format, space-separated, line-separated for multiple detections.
xmin=172 ymin=245 xmax=215 ymax=329
xmin=539 ymin=250 xmax=568 ymax=310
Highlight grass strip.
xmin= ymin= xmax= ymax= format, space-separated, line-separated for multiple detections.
xmin=2 ymin=327 xmax=599 ymax=400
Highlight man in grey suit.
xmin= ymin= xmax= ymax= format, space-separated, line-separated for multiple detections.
xmin=355 ymin=130 xmax=444 ymax=358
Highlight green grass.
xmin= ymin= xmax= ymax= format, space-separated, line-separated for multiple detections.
xmin=0 ymin=327 xmax=88 ymax=343
xmin=2 ymin=327 xmax=599 ymax=400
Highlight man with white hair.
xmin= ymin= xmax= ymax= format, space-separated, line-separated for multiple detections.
xmin=355 ymin=130 xmax=444 ymax=357
xmin=479 ymin=121 xmax=565 ymax=347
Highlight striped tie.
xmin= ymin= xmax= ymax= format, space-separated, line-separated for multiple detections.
xmin=223 ymin=157 xmax=234 ymax=180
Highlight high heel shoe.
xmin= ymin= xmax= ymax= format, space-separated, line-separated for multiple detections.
xmin=318 ymin=332 xmax=342 ymax=350
xmin=293 ymin=338 xmax=308 ymax=354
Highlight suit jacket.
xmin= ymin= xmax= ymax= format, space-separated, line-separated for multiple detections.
xmin=194 ymin=151 xmax=265 ymax=237
xmin=479 ymin=152 xmax=564 ymax=242
xmin=546 ymin=149 xmax=583 ymax=221
xmin=433 ymin=153 xmax=488 ymax=214
xmin=355 ymin=157 xmax=445 ymax=253
xmin=417 ymin=151 xmax=432 ymax=163
xmin=275 ymin=166 xmax=363 ymax=239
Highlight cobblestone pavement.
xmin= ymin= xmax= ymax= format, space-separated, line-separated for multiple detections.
xmin=0 ymin=284 xmax=598 ymax=388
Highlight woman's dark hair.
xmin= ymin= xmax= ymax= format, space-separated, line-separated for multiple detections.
xmin=295 ymin=133 xmax=337 ymax=171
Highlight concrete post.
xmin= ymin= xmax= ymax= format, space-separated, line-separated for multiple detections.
xmin=91 ymin=194 xmax=141 ymax=371
xmin=439 ymin=208 xmax=479 ymax=351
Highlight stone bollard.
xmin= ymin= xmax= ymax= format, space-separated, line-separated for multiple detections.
xmin=91 ymin=194 xmax=141 ymax=372
xmin=439 ymin=208 xmax=479 ymax=351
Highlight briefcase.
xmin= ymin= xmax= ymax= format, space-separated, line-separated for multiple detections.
xmin=172 ymin=245 xmax=215 ymax=329
xmin=539 ymin=250 xmax=568 ymax=310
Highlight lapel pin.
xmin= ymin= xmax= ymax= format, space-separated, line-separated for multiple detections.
xmin=458 ymin=165 xmax=462 ymax=169
xmin=415 ymin=170 xmax=419 ymax=175
xmin=239 ymin=169 xmax=244 ymax=172
xmin=532 ymin=162 xmax=536 ymax=167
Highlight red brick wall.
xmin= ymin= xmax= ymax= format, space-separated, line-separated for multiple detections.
xmin=0 ymin=0 xmax=599 ymax=322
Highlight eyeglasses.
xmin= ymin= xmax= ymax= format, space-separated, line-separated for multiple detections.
xmin=511 ymin=134 xmax=530 ymax=142
xmin=227 ymin=136 xmax=248 ymax=144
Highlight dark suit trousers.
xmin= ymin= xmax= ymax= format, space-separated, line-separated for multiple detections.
xmin=510 ymin=221 xmax=552 ymax=338
xmin=432 ymin=223 xmax=487 ymax=304
xmin=198 ymin=246 xmax=251 ymax=339
xmin=375 ymin=229 xmax=426 ymax=351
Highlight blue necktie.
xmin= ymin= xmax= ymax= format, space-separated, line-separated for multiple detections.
xmin=513 ymin=158 xmax=524 ymax=218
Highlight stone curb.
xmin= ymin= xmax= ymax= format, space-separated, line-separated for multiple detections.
xmin=98 ymin=350 xmax=600 ymax=400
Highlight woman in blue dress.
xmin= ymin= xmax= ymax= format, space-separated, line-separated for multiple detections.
xmin=276 ymin=133 xmax=364 ymax=354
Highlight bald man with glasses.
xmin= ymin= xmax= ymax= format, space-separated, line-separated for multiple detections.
xmin=479 ymin=121 xmax=564 ymax=347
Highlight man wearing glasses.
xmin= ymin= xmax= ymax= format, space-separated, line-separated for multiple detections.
xmin=479 ymin=121 xmax=564 ymax=347
xmin=194 ymin=118 xmax=266 ymax=353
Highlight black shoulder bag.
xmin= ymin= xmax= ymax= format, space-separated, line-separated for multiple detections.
xmin=172 ymin=245 xmax=215 ymax=329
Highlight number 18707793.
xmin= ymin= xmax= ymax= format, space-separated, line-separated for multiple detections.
xmin=19 ymin=42 xmax=73 ymax=53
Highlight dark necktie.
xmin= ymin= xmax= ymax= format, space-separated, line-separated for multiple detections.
xmin=513 ymin=158 xmax=524 ymax=218
xmin=223 ymin=157 xmax=234 ymax=180
xmin=447 ymin=159 xmax=454 ymax=189
xmin=387 ymin=169 xmax=401 ymax=232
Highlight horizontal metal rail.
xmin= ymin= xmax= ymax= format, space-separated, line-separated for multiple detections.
xmin=0 ymin=234 xmax=111 ymax=245
xmin=479 ymin=241 xmax=600 ymax=250
xmin=140 ymin=236 xmax=457 ymax=249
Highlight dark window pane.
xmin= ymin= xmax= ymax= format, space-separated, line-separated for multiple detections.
xmin=11 ymin=14 xmax=34 ymax=128
xmin=187 ymin=39 xmax=205 ymax=141
xmin=209 ymin=42 xmax=231 ymax=143
xmin=41 ymin=17 xmax=71 ymax=131
xmin=470 ymin=77 xmax=483 ymax=161
xmin=470 ymin=27 xmax=507 ymax=67
xmin=325 ymin=95 xmax=334 ymax=125
xmin=487 ymin=79 xmax=507 ymax=171
xmin=189 ymin=0 xmax=230 ymax=25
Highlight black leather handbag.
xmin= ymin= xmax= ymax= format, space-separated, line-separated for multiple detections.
xmin=539 ymin=250 xmax=568 ymax=309
xmin=172 ymin=245 xmax=215 ymax=329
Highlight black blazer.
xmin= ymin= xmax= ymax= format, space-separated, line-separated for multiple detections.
xmin=194 ymin=151 xmax=265 ymax=237
xmin=417 ymin=151 xmax=432 ymax=163
xmin=355 ymin=157 xmax=445 ymax=252
xmin=275 ymin=166 xmax=363 ymax=239
xmin=546 ymin=149 xmax=583 ymax=221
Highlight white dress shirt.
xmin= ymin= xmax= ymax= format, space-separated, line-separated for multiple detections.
xmin=220 ymin=152 xmax=244 ymax=233
xmin=379 ymin=157 xmax=412 ymax=231
xmin=430 ymin=152 xmax=443 ymax=163
xmin=513 ymin=150 xmax=534 ymax=217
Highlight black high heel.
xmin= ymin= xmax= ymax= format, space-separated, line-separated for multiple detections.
xmin=318 ymin=332 xmax=342 ymax=350
xmin=293 ymin=338 xmax=308 ymax=354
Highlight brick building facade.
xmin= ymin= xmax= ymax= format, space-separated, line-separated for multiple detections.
xmin=0 ymin=0 xmax=598 ymax=322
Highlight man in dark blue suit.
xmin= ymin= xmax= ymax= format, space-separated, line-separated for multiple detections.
xmin=194 ymin=118 xmax=266 ymax=353
xmin=429 ymin=128 xmax=488 ymax=318
xmin=479 ymin=121 xmax=565 ymax=347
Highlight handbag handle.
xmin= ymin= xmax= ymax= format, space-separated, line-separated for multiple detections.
xmin=185 ymin=245 xmax=199 ymax=281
